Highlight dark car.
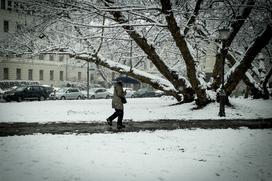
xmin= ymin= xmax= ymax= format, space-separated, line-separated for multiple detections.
xmin=132 ymin=88 xmax=156 ymax=98
xmin=3 ymin=85 xmax=49 ymax=102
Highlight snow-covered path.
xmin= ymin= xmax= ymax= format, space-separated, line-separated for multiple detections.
xmin=1 ymin=129 xmax=272 ymax=181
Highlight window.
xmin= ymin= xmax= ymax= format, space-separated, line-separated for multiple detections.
xmin=49 ymin=54 xmax=54 ymax=61
xmin=1 ymin=0 xmax=6 ymax=9
xmin=4 ymin=68 xmax=9 ymax=80
xmin=59 ymin=55 xmax=64 ymax=62
xmin=28 ymin=69 xmax=33 ymax=80
xmin=39 ymin=70 xmax=43 ymax=80
xmin=50 ymin=70 xmax=54 ymax=80
xmin=39 ymin=54 xmax=44 ymax=60
xmin=16 ymin=68 xmax=21 ymax=80
xmin=78 ymin=72 xmax=81 ymax=81
xmin=70 ymin=88 xmax=79 ymax=93
xmin=60 ymin=71 xmax=64 ymax=81
xmin=4 ymin=20 xmax=9 ymax=32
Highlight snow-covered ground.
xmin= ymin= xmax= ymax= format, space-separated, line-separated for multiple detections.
xmin=0 ymin=97 xmax=272 ymax=123
xmin=1 ymin=97 xmax=272 ymax=181
xmin=1 ymin=129 xmax=272 ymax=181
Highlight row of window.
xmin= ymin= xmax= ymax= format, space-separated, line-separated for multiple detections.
xmin=3 ymin=68 xmax=83 ymax=81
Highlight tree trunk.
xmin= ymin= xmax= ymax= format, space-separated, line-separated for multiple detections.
xmin=160 ymin=0 xmax=210 ymax=107
xmin=211 ymin=0 xmax=255 ymax=89
xmin=226 ymin=52 xmax=264 ymax=98
xmin=225 ymin=24 xmax=272 ymax=96
xmin=183 ymin=0 xmax=204 ymax=36
xmin=263 ymin=66 xmax=272 ymax=99
xmin=225 ymin=0 xmax=255 ymax=47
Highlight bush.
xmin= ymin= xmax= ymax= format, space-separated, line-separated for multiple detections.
xmin=0 ymin=80 xmax=40 ymax=90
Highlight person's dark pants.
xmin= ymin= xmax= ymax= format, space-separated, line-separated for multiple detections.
xmin=107 ymin=109 xmax=124 ymax=125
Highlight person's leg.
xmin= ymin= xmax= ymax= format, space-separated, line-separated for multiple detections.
xmin=116 ymin=109 xmax=124 ymax=128
xmin=107 ymin=109 xmax=119 ymax=126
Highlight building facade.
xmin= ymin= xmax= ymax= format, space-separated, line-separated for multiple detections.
xmin=0 ymin=0 xmax=101 ymax=88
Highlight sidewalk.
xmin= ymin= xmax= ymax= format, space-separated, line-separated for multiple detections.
xmin=1 ymin=118 xmax=272 ymax=136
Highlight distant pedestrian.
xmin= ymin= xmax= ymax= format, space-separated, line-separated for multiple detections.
xmin=106 ymin=80 xmax=126 ymax=129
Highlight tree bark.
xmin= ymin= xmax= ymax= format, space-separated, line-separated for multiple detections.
xmin=263 ymin=66 xmax=272 ymax=99
xmin=225 ymin=24 xmax=272 ymax=96
xmin=160 ymin=0 xmax=209 ymax=107
xmin=226 ymin=52 xmax=264 ymax=98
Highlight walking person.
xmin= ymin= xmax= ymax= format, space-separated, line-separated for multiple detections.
xmin=107 ymin=80 xmax=126 ymax=129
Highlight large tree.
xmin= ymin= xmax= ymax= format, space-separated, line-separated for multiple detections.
xmin=0 ymin=0 xmax=271 ymax=107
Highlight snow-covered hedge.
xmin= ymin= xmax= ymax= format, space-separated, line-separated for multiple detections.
xmin=0 ymin=80 xmax=40 ymax=90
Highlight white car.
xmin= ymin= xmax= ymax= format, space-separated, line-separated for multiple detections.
xmin=50 ymin=87 xmax=84 ymax=100
xmin=83 ymin=88 xmax=112 ymax=99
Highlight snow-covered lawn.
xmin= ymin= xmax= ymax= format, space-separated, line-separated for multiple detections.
xmin=0 ymin=97 xmax=272 ymax=123
xmin=1 ymin=98 xmax=272 ymax=180
xmin=0 ymin=129 xmax=272 ymax=181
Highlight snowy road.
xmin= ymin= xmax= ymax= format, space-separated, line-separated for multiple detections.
xmin=0 ymin=129 xmax=272 ymax=181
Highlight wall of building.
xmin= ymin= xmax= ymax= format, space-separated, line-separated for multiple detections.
xmin=0 ymin=1 xmax=103 ymax=88
xmin=0 ymin=54 xmax=95 ymax=87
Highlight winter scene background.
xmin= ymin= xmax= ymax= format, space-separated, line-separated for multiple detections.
xmin=0 ymin=0 xmax=272 ymax=181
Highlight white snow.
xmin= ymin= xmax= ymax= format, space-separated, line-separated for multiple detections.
xmin=0 ymin=97 xmax=271 ymax=123
xmin=1 ymin=97 xmax=272 ymax=181
xmin=0 ymin=129 xmax=271 ymax=181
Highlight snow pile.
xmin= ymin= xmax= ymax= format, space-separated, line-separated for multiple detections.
xmin=0 ymin=97 xmax=271 ymax=123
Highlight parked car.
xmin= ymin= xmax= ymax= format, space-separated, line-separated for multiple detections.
xmin=41 ymin=85 xmax=54 ymax=95
xmin=50 ymin=87 xmax=84 ymax=100
xmin=83 ymin=88 xmax=112 ymax=99
xmin=155 ymin=90 xmax=164 ymax=97
xmin=3 ymin=85 xmax=49 ymax=102
xmin=132 ymin=88 xmax=156 ymax=98
xmin=124 ymin=88 xmax=135 ymax=98
xmin=0 ymin=88 xmax=4 ymax=101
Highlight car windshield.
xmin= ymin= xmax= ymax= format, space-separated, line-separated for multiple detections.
xmin=89 ymin=89 xmax=97 ymax=93
xmin=138 ymin=88 xmax=148 ymax=92
xmin=57 ymin=88 xmax=68 ymax=93
xmin=16 ymin=87 xmax=26 ymax=91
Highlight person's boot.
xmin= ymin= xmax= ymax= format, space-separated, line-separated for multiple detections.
xmin=106 ymin=118 xmax=112 ymax=126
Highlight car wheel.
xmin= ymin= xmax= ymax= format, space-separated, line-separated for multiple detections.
xmin=77 ymin=96 xmax=82 ymax=100
xmin=106 ymin=95 xmax=110 ymax=99
xmin=61 ymin=96 xmax=66 ymax=100
xmin=17 ymin=97 xmax=22 ymax=102
xmin=39 ymin=96 xmax=45 ymax=101
xmin=90 ymin=95 xmax=95 ymax=99
xmin=131 ymin=95 xmax=135 ymax=98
